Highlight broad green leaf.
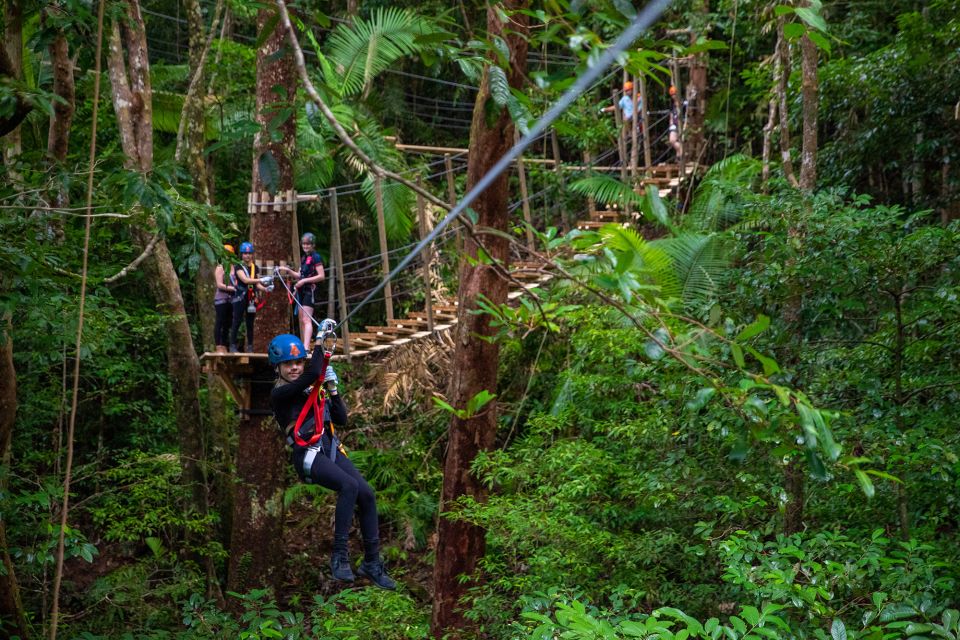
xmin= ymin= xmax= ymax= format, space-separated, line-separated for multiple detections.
xmin=854 ymin=469 xmax=875 ymax=498
xmin=687 ymin=387 xmax=717 ymax=411
xmin=783 ymin=22 xmax=805 ymax=39
xmin=794 ymin=7 xmax=828 ymax=32
xmin=736 ymin=315 xmax=770 ymax=342
xmin=731 ymin=344 xmax=745 ymax=369
xmin=831 ymin=619 xmax=847 ymax=640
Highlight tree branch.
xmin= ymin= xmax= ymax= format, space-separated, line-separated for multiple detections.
xmin=273 ymin=0 xmax=452 ymax=212
xmin=174 ymin=0 xmax=224 ymax=163
xmin=103 ymin=233 xmax=159 ymax=284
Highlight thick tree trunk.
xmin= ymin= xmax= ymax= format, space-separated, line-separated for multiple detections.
xmin=47 ymin=31 xmax=75 ymax=166
xmin=106 ymin=0 xmax=210 ymax=563
xmin=179 ymin=0 xmax=231 ymax=598
xmin=430 ymin=4 xmax=527 ymax=637
xmin=2 ymin=1 xmax=26 ymax=168
xmin=776 ymin=19 xmax=799 ymax=188
xmin=225 ymin=5 xmax=296 ymax=596
xmin=0 ymin=318 xmax=29 ymax=640
xmin=798 ymin=32 xmax=818 ymax=190
xmin=683 ymin=1 xmax=709 ymax=163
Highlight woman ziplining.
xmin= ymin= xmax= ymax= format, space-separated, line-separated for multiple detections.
xmin=269 ymin=327 xmax=396 ymax=590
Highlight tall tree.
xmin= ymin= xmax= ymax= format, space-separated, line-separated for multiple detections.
xmin=798 ymin=29 xmax=818 ymax=190
xmin=2 ymin=0 xmax=26 ymax=168
xmin=105 ymin=0 xmax=210 ymax=564
xmin=431 ymin=2 xmax=528 ymax=636
xmin=45 ymin=6 xmax=75 ymax=168
xmin=0 ymin=318 xmax=28 ymax=640
xmin=225 ymin=4 xmax=296 ymax=596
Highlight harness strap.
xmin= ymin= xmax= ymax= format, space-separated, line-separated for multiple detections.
xmin=292 ymin=350 xmax=332 ymax=447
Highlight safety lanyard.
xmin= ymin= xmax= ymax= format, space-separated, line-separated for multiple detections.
xmin=292 ymin=350 xmax=332 ymax=447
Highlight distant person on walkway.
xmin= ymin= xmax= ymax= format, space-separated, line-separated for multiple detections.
xmin=230 ymin=241 xmax=269 ymax=353
xmin=213 ymin=244 xmax=237 ymax=354
xmin=601 ymin=81 xmax=641 ymax=163
xmin=269 ymin=331 xmax=396 ymax=590
xmin=601 ymin=81 xmax=640 ymax=123
xmin=667 ymin=85 xmax=685 ymax=163
xmin=277 ymin=232 xmax=325 ymax=349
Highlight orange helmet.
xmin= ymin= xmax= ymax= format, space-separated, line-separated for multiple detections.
xmin=224 ymin=244 xmax=235 ymax=254
xmin=623 ymin=81 xmax=634 ymax=92
xmin=669 ymin=85 xmax=677 ymax=96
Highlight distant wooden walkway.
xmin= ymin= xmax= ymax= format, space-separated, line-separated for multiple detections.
xmin=200 ymin=161 xmax=695 ymax=416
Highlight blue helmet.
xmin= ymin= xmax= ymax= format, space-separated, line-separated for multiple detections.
xmin=268 ymin=334 xmax=306 ymax=365
xmin=239 ymin=241 xmax=254 ymax=254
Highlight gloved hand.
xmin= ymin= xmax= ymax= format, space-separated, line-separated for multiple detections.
xmin=323 ymin=365 xmax=339 ymax=393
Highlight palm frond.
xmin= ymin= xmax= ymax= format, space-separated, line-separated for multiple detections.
xmin=686 ymin=153 xmax=761 ymax=231
xmin=295 ymin=115 xmax=335 ymax=191
xmin=326 ymin=7 xmax=436 ymax=97
xmin=650 ymin=233 xmax=730 ymax=307
xmin=600 ymin=224 xmax=679 ymax=297
xmin=569 ymin=176 xmax=644 ymax=207
xmin=361 ymin=176 xmax=415 ymax=243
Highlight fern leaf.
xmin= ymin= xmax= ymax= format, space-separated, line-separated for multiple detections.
xmin=326 ymin=7 xmax=435 ymax=97
xmin=569 ymin=176 xmax=644 ymax=207
xmin=650 ymin=233 xmax=730 ymax=307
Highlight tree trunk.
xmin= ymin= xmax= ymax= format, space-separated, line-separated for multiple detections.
xmin=225 ymin=4 xmax=297 ymax=596
xmin=798 ymin=31 xmax=818 ymax=190
xmin=430 ymin=3 xmax=527 ymax=637
xmin=891 ymin=290 xmax=910 ymax=540
xmin=0 ymin=317 xmax=29 ymax=640
xmin=684 ymin=1 xmax=709 ymax=163
xmin=179 ymin=0 xmax=231 ymax=599
xmin=784 ymin=458 xmax=804 ymax=534
xmin=106 ymin=0 xmax=210 ymax=564
xmin=2 ymin=0 xmax=25 ymax=170
xmin=761 ymin=47 xmax=781 ymax=185
xmin=776 ymin=19 xmax=799 ymax=188
xmin=46 ymin=30 xmax=75 ymax=167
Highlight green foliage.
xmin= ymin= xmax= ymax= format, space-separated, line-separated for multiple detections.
xmin=326 ymin=8 xmax=442 ymax=98
xmin=173 ymin=588 xmax=427 ymax=639
xmin=87 ymin=452 xmax=223 ymax=558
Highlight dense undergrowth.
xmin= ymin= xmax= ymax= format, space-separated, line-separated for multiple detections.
xmin=7 ymin=186 xmax=956 ymax=639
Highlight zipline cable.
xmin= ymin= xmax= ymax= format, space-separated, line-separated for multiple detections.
xmin=336 ymin=0 xmax=674 ymax=333
xmin=50 ymin=0 xmax=105 ymax=636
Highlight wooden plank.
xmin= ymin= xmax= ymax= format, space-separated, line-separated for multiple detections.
xmin=389 ymin=318 xmax=431 ymax=329
xmin=365 ymin=325 xmax=417 ymax=335
xmin=374 ymin=175 xmax=394 ymax=322
xmin=416 ymin=175 xmax=435 ymax=332
xmin=329 ymin=191 xmax=351 ymax=357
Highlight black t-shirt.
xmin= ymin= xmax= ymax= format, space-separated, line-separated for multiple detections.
xmin=270 ymin=345 xmax=346 ymax=439
xmin=299 ymin=251 xmax=324 ymax=289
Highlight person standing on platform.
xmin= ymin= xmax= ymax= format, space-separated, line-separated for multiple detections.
xmin=213 ymin=244 xmax=237 ymax=354
xmin=601 ymin=81 xmax=641 ymax=161
xmin=667 ymin=85 xmax=685 ymax=163
xmin=230 ymin=241 xmax=269 ymax=353
xmin=277 ymin=232 xmax=326 ymax=349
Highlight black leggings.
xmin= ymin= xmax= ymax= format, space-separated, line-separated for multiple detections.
xmin=230 ymin=298 xmax=255 ymax=348
xmin=296 ymin=448 xmax=379 ymax=546
xmin=214 ymin=301 xmax=232 ymax=347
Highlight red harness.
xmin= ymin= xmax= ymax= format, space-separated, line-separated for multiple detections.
xmin=292 ymin=350 xmax=332 ymax=447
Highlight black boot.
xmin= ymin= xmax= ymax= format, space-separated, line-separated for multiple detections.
xmin=330 ymin=536 xmax=354 ymax=582
xmin=357 ymin=557 xmax=396 ymax=590
xmin=329 ymin=550 xmax=355 ymax=582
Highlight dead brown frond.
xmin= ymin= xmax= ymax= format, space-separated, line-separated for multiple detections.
xmin=368 ymin=329 xmax=454 ymax=414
